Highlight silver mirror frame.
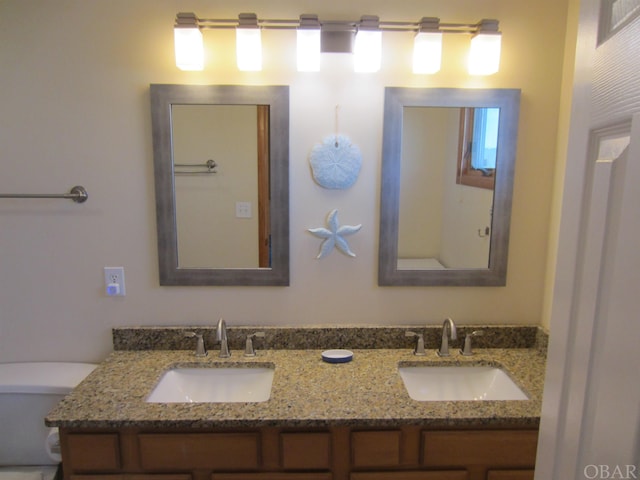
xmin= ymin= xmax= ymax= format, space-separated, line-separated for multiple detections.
xmin=150 ymin=84 xmax=290 ymax=286
xmin=378 ymin=87 xmax=520 ymax=286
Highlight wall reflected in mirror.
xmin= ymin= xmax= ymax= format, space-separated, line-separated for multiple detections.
xmin=398 ymin=106 xmax=500 ymax=270
xmin=172 ymin=104 xmax=269 ymax=268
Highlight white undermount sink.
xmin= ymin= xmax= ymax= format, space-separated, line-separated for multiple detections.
xmin=398 ymin=365 xmax=528 ymax=401
xmin=146 ymin=366 xmax=275 ymax=403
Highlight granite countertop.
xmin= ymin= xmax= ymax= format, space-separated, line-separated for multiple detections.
xmin=46 ymin=347 xmax=545 ymax=429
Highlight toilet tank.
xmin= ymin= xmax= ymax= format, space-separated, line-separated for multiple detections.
xmin=0 ymin=362 xmax=97 ymax=466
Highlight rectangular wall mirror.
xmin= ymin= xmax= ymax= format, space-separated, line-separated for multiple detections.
xmin=379 ymin=87 xmax=521 ymax=286
xmin=150 ymin=84 xmax=289 ymax=286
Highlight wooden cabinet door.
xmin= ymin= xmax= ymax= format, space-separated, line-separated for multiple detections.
xmin=351 ymin=431 xmax=403 ymax=468
xmin=65 ymin=434 xmax=121 ymax=472
xmin=280 ymin=432 xmax=332 ymax=470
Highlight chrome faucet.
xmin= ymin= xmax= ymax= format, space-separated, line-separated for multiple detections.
xmin=216 ymin=317 xmax=231 ymax=358
xmin=437 ymin=317 xmax=457 ymax=357
xmin=184 ymin=332 xmax=207 ymax=357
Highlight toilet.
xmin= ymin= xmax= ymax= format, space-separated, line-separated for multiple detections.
xmin=0 ymin=362 xmax=97 ymax=480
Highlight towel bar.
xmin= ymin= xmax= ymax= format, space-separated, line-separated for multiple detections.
xmin=0 ymin=186 xmax=88 ymax=203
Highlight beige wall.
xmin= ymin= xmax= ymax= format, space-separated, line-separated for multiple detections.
xmin=541 ymin=0 xmax=582 ymax=331
xmin=0 ymin=0 xmax=571 ymax=362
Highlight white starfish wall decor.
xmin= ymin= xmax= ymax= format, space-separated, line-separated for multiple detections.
xmin=308 ymin=209 xmax=362 ymax=259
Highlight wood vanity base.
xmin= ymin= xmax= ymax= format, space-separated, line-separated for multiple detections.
xmin=60 ymin=426 xmax=537 ymax=480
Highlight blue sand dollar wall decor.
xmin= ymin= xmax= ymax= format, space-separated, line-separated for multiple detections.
xmin=309 ymin=135 xmax=362 ymax=189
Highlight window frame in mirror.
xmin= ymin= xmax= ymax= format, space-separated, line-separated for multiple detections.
xmin=378 ymin=87 xmax=520 ymax=286
xmin=150 ymin=84 xmax=289 ymax=286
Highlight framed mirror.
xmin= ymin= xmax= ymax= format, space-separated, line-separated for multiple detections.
xmin=150 ymin=84 xmax=289 ymax=285
xmin=378 ymin=88 xmax=520 ymax=286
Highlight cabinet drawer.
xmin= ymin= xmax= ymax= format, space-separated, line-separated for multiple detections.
xmin=66 ymin=434 xmax=121 ymax=472
xmin=352 ymin=472 xmax=468 ymax=480
xmin=281 ymin=432 xmax=331 ymax=470
xmin=487 ymin=470 xmax=535 ymax=480
xmin=351 ymin=431 xmax=402 ymax=468
xmin=72 ymin=476 xmax=191 ymax=480
xmin=138 ymin=433 xmax=260 ymax=470
xmin=422 ymin=431 xmax=538 ymax=468
xmin=213 ymin=474 xmax=332 ymax=480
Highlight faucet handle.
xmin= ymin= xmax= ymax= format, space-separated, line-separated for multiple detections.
xmin=184 ymin=332 xmax=207 ymax=357
xmin=405 ymin=331 xmax=426 ymax=356
xmin=244 ymin=332 xmax=266 ymax=357
xmin=460 ymin=330 xmax=483 ymax=356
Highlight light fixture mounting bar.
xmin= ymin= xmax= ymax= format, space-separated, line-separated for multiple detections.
xmin=176 ymin=13 xmax=498 ymax=35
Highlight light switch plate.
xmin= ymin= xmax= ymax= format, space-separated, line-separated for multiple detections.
xmin=235 ymin=201 xmax=252 ymax=218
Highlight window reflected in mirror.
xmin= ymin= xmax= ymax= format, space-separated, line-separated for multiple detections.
xmin=457 ymin=107 xmax=500 ymax=190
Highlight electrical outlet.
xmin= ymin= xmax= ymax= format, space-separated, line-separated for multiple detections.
xmin=104 ymin=267 xmax=126 ymax=296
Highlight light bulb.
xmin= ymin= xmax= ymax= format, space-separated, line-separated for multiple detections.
xmin=354 ymin=30 xmax=382 ymax=73
xmin=468 ymin=33 xmax=501 ymax=75
xmin=297 ymin=29 xmax=321 ymax=72
xmin=236 ymin=28 xmax=262 ymax=71
xmin=174 ymin=27 xmax=204 ymax=71
xmin=412 ymin=31 xmax=442 ymax=74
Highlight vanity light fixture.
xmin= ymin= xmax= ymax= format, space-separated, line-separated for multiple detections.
xmin=412 ymin=17 xmax=443 ymax=74
xmin=174 ymin=13 xmax=204 ymax=71
xmin=236 ymin=13 xmax=262 ymax=71
xmin=468 ymin=19 xmax=502 ymax=75
xmin=297 ymin=15 xmax=321 ymax=72
xmin=173 ymin=13 xmax=501 ymax=75
xmin=354 ymin=16 xmax=382 ymax=73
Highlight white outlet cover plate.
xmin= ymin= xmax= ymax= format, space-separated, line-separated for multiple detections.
xmin=104 ymin=267 xmax=126 ymax=296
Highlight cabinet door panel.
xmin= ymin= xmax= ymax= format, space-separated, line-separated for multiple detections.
xmin=422 ymin=431 xmax=538 ymax=468
xmin=138 ymin=433 xmax=260 ymax=470
xmin=352 ymin=431 xmax=402 ymax=467
xmin=281 ymin=432 xmax=331 ymax=470
xmin=66 ymin=434 xmax=121 ymax=472
xmin=351 ymin=472 xmax=468 ymax=480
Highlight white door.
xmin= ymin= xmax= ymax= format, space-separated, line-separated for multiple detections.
xmin=536 ymin=0 xmax=640 ymax=478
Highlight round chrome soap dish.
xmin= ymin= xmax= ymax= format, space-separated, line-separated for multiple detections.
xmin=321 ymin=349 xmax=354 ymax=364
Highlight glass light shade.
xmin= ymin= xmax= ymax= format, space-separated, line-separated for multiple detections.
xmin=468 ymin=33 xmax=501 ymax=75
xmin=236 ymin=28 xmax=262 ymax=71
xmin=412 ymin=31 xmax=442 ymax=74
xmin=174 ymin=27 xmax=204 ymax=71
xmin=354 ymin=30 xmax=382 ymax=73
xmin=297 ymin=29 xmax=321 ymax=72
